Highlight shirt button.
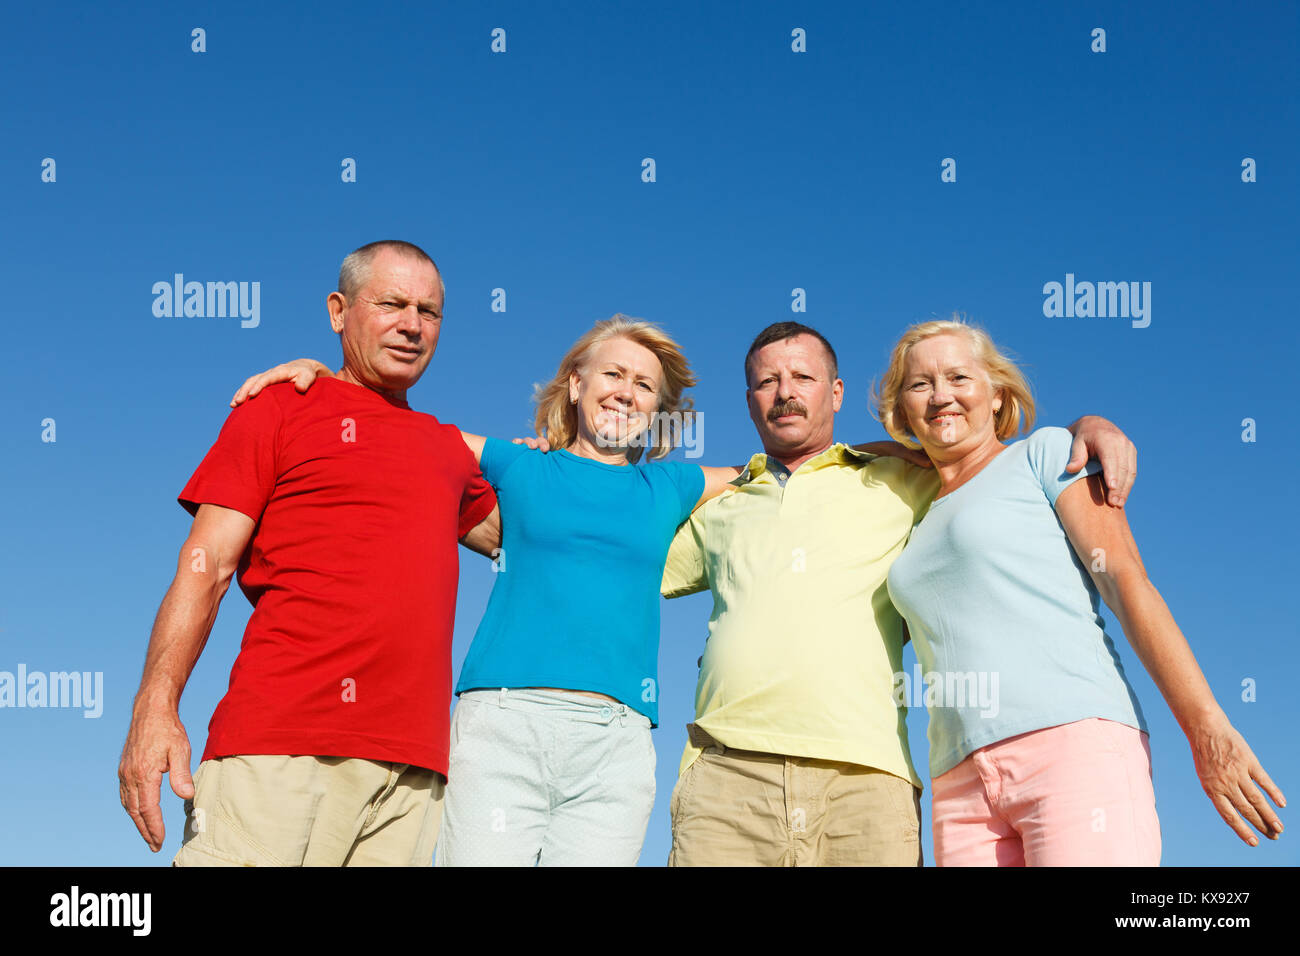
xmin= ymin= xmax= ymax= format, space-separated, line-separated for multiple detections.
xmin=600 ymin=706 xmax=613 ymax=719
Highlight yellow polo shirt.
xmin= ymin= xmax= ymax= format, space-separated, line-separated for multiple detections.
xmin=661 ymin=443 xmax=940 ymax=787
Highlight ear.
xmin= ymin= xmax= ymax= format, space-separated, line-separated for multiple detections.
xmin=831 ymin=377 xmax=844 ymax=413
xmin=327 ymin=292 xmax=347 ymax=334
xmin=568 ymin=369 xmax=581 ymax=404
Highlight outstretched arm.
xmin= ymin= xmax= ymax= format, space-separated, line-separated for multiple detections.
xmin=1056 ymin=474 xmax=1285 ymax=845
xmin=230 ymin=358 xmax=333 ymax=407
xmin=118 ymin=504 xmax=255 ymax=852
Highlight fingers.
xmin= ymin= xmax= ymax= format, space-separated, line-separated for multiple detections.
xmin=1208 ymin=789 xmax=1260 ymax=846
xmin=1109 ymin=440 xmax=1136 ymax=508
xmin=1065 ymin=433 xmax=1088 ymax=474
xmin=135 ymin=774 xmax=167 ymax=852
xmin=230 ymin=376 xmax=260 ymax=408
xmin=170 ymin=746 xmax=195 ymax=800
xmin=119 ymin=761 xmax=166 ymax=852
xmin=293 ymin=369 xmax=315 ymax=392
xmin=1252 ymin=762 xmax=1287 ymax=814
xmin=119 ymin=770 xmax=158 ymax=851
xmin=1246 ymin=760 xmax=1285 ymax=836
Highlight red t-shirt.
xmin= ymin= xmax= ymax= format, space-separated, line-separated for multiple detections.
xmin=178 ymin=377 xmax=497 ymax=775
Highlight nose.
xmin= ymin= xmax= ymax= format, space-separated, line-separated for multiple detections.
xmin=930 ymin=381 xmax=954 ymax=406
xmin=395 ymin=305 xmax=422 ymax=337
xmin=775 ymin=372 xmax=797 ymax=401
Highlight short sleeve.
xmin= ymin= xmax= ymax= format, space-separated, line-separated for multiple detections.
xmin=451 ymin=430 xmax=498 ymax=539
xmin=479 ymin=436 xmax=532 ymax=488
xmin=1027 ymin=426 xmax=1102 ymax=506
xmin=661 ymin=505 xmax=708 ymax=598
xmin=663 ymin=461 xmax=706 ymax=522
xmin=178 ymin=392 xmax=283 ymax=521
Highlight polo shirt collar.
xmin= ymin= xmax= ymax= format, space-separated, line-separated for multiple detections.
xmin=739 ymin=442 xmax=878 ymax=485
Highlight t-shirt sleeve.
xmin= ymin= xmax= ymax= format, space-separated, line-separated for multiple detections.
xmin=1027 ymin=426 xmax=1102 ymax=507
xmin=178 ymin=392 xmax=283 ymax=521
xmin=661 ymin=505 xmax=709 ymax=598
xmin=478 ymin=436 xmax=532 ymax=488
xmin=664 ymin=461 xmax=706 ymax=522
xmin=452 ymin=431 xmax=499 ymax=539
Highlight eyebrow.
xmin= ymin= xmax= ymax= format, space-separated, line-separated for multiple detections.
xmin=374 ymin=290 xmax=442 ymax=313
xmin=603 ymin=362 xmax=659 ymax=384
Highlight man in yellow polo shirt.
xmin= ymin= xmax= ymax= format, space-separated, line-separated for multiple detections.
xmin=660 ymin=322 xmax=1136 ymax=866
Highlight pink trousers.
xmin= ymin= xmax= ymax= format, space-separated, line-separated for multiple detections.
xmin=931 ymin=718 xmax=1161 ymax=866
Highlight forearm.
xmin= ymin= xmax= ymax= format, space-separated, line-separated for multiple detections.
xmin=1104 ymin=570 xmax=1223 ymax=733
xmin=131 ymin=565 xmax=229 ymax=713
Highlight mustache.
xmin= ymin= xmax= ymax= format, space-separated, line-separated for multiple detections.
xmin=768 ymin=399 xmax=808 ymax=421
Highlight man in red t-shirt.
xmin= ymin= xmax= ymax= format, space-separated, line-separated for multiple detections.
xmin=118 ymin=240 xmax=500 ymax=866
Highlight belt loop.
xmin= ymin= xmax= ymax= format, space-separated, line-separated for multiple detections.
xmin=499 ymin=687 xmax=507 ymax=708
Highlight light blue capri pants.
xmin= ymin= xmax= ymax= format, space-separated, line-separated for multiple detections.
xmin=434 ymin=688 xmax=656 ymax=866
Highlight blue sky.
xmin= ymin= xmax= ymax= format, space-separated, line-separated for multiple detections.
xmin=1 ymin=0 xmax=1296 ymax=866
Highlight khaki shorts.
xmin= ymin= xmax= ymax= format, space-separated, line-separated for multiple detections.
xmin=668 ymin=726 xmax=922 ymax=867
xmin=172 ymin=755 xmax=444 ymax=867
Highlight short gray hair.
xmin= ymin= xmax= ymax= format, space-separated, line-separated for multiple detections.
xmin=338 ymin=240 xmax=445 ymax=302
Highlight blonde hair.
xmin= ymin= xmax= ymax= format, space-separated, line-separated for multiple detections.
xmin=533 ymin=315 xmax=697 ymax=462
xmin=871 ymin=315 xmax=1036 ymax=449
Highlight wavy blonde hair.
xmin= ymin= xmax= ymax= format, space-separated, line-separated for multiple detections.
xmin=533 ymin=315 xmax=697 ymax=462
xmin=871 ymin=315 xmax=1036 ymax=449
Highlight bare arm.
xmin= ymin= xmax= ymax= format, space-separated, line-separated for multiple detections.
xmin=459 ymin=431 xmax=487 ymax=465
xmin=118 ymin=504 xmax=255 ymax=852
xmin=1056 ymin=475 xmax=1285 ymax=845
xmin=849 ymin=440 xmax=933 ymax=468
xmin=459 ymin=503 xmax=502 ymax=557
xmin=695 ymin=465 xmax=743 ymax=509
xmin=230 ymin=358 xmax=333 ymax=407
xmin=1066 ymin=415 xmax=1137 ymax=508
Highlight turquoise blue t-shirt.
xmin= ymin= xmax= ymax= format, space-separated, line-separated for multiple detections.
xmin=455 ymin=439 xmax=705 ymax=725
xmin=886 ymin=426 xmax=1148 ymax=778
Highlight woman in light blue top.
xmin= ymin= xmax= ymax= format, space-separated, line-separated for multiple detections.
xmin=876 ymin=317 xmax=1284 ymax=865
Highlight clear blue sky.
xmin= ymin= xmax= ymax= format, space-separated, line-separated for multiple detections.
xmin=1 ymin=0 xmax=1296 ymax=866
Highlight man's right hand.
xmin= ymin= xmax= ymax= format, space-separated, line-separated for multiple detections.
xmin=230 ymin=359 xmax=333 ymax=407
xmin=118 ymin=703 xmax=195 ymax=852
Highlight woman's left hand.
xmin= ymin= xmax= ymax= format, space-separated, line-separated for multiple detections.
xmin=1187 ymin=710 xmax=1285 ymax=845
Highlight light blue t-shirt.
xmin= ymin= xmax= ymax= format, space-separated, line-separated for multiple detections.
xmin=886 ymin=426 xmax=1148 ymax=778
xmin=455 ymin=439 xmax=705 ymax=725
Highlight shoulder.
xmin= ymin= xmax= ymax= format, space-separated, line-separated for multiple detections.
xmin=857 ymin=452 xmax=942 ymax=506
xmin=1023 ymin=426 xmax=1079 ymax=474
xmin=1025 ymin=425 xmax=1074 ymax=455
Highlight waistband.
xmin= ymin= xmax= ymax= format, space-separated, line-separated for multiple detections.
xmin=460 ymin=687 xmax=651 ymax=728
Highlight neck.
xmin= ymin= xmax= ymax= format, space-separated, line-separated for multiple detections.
xmin=766 ymin=438 xmax=834 ymax=474
xmin=567 ymin=433 xmax=631 ymax=466
xmin=929 ymin=432 xmax=1006 ymax=496
xmin=336 ymin=366 xmax=408 ymax=406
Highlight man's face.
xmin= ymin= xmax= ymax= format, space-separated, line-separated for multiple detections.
xmin=328 ymin=249 xmax=443 ymax=395
xmin=745 ymin=334 xmax=843 ymax=459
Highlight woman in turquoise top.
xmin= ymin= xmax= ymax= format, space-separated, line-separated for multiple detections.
xmin=876 ymin=318 xmax=1284 ymax=866
xmin=234 ymin=315 xmax=748 ymax=864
